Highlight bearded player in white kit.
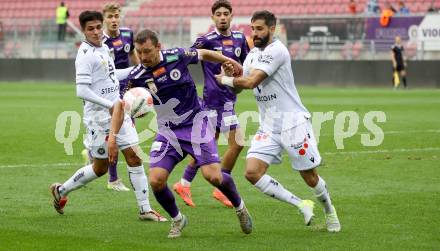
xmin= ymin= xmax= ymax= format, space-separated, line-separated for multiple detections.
xmin=216 ymin=10 xmax=341 ymax=232
xmin=49 ymin=10 xmax=166 ymax=222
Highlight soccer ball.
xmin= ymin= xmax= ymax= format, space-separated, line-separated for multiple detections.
xmin=122 ymin=87 xmax=154 ymax=118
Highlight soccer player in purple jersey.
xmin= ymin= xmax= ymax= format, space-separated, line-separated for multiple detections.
xmin=107 ymin=29 xmax=252 ymax=238
xmin=102 ymin=2 xmax=140 ymax=191
xmin=173 ymin=0 xmax=250 ymax=208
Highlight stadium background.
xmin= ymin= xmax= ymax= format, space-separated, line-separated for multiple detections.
xmin=0 ymin=0 xmax=439 ymax=250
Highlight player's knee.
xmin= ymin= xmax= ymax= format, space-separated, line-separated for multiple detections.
xmin=126 ymin=154 xmax=142 ymax=166
xmin=244 ymin=168 xmax=262 ymax=185
xmin=148 ymin=174 xmax=166 ymax=191
xmin=230 ymin=142 xmax=244 ymax=154
xmin=204 ymin=172 xmax=222 ymax=186
xmin=300 ymin=169 xmax=319 ymax=187
xmin=93 ymin=166 xmax=108 ymax=177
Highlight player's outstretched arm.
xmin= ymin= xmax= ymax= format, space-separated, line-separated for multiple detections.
xmin=76 ymin=84 xmax=114 ymax=108
xmin=197 ymin=49 xmax=243 ymax=76
xmin=115 ymin=66 xmax=134 ymax=81
xmin=108 ymin=100 xmax=125 ymax=163
xmin=215 ymin=69 xmax=267 ymax=90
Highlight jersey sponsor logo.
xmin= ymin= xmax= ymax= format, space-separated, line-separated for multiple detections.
xmin=153 ymin=67 xmax=166 ymax=78
xmin=112 ymin=39 xmax=123 ymax=47
xmin=233 ymin=33 xmax=243 ymax=39
xmin=222 ymin=39 xmax=233 ymax=46
xmin=124 ymin=44 xmax=131 ymax=53
xmin=101 ymin=85 xmax=118 ymax=95
xmin=184 ymin=49 xmax=197 ymax=57
xmin=255 ymin=93 xmax=277 ymax=102
xmin=224 ymin=47 xmax=233 ymax=52
xmin=258 ymin=54 xmax=274 ymax=64
xmin=83 ymin=49 xmax=88 ymax=54
xmin=235 ymin=47 xmax=241 ymax=57
xmin=121 ymin=31 xmax=131 ymax=37
xmin=170 ymin=69 xmax=181 ymax=81
xmin=157 ymin=75 xmax=168 ymax=83
xmin=166 ymin=55 xmax=179 ymax=63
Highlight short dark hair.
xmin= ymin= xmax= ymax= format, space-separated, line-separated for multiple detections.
xmin=211 ymin=0 xmax=232 ymax=14
xmin=135 ymin=29 xmax=159 ymax=46
xmin=251 ymin=10 xmax=276 ymax=27
xmin=79 ymin=11 xmax=103 ymax=29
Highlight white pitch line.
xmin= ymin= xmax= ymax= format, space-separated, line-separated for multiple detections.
xmin=323 ymin=147 xmax=440 ymax=155
xmin=1 ymin=147 xmax=439 ymax=169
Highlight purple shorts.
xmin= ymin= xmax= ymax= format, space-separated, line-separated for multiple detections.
xmin=202 ymin=101 xmax=240 ymax=133
xmin=149 ymin=125 xmax=220 ymax=173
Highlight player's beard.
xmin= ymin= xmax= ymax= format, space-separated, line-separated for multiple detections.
xmin=253 ymin=33 xmax=270 ymax=48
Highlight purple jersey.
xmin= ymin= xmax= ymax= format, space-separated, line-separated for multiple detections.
xmin=192 ymin=30 xmax=249 ymax=108
xmin=127 ymin=47 xmax=201 ymax=133
xmin=103 ymin=28 xmax=135 ymax=69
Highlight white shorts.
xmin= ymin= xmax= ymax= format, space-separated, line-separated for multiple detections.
xmin=247 ymin=120 xmax=322 ymax=171
xmin=84 ymin=115 xmax=139 ymax=159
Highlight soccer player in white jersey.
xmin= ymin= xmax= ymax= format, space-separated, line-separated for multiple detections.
xmin=49 ymin=11 xmax=166 ymax=222
xmin=216 ymin=10 xmax=341 ymax=232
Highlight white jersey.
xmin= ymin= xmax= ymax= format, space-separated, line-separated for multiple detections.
xmin=243 ymin=39 xmax=310 ymax=133
xmin=75 ymin=41 xmax=119 ymax=123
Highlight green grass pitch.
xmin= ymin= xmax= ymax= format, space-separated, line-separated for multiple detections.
xmin=0 ymin=82 xmax=439 ymax=250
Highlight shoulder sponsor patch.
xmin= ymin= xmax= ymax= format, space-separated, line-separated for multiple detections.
xmin=121 ymin=31 xmax=131 ymax=37
xmin=166 ymin=55 xmax=179 ymax=63
xmin=233 ymin=33 xmax=243 ymax=39
xmin=153 ymin=67 xmax=166 ymax=78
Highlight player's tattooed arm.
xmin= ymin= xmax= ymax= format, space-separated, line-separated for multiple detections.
xmin=215 ymin=68 xmax=267 ymax=89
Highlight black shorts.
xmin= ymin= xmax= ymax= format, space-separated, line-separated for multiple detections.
xmin=395 ymin=63 xmax=405 ymax=72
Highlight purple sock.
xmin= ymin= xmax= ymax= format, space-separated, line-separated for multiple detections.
xmin=108 ymin=154 xmax=119 ymax=182
xmin=216 ymin=173 xmax=242 ymax=207
xmin=183 ymin=165 xmax=198 ymax=182
xmin=221 ymin=168 xmax=231 ymax=175
xmin=153 ymin=186 xmax=179 ymax=218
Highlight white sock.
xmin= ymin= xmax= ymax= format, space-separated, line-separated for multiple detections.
xmin=173 ymin=211 xmax=183 ymax=222
xmin=235 ymin=200 xmax=244 ymax=211
xmin=254 ymin=174 xmax=302 ymax=207
xmin=59 ymin=164 xmax=98 ymax=197
xmin=180 ymin=178 xmax=191 ymax=187
xmin=127 ymin=165 xmax=152 ymax=213
xmin=312 ymin=176 xmax=334 ymax=214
